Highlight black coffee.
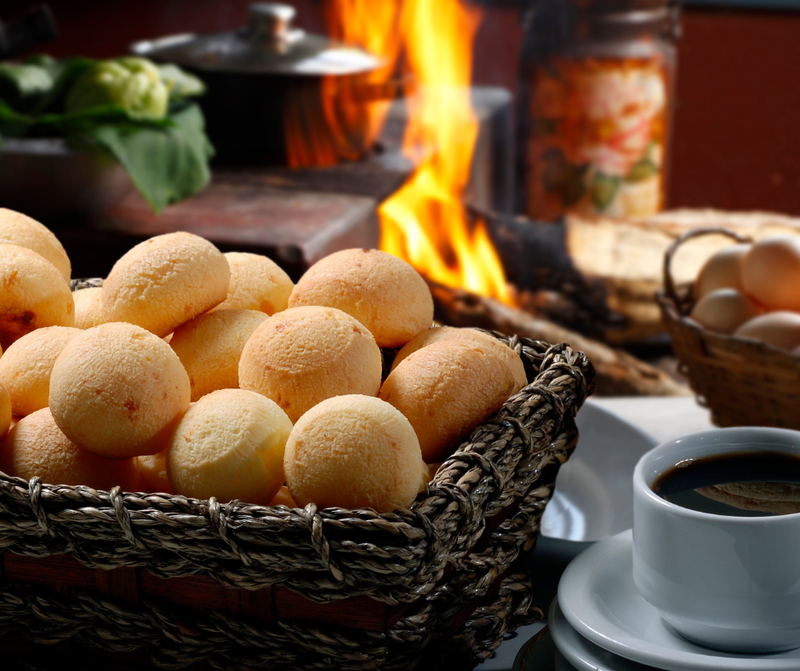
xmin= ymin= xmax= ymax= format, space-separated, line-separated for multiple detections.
xmin=652 ymin=451 xmax=800 ymax=517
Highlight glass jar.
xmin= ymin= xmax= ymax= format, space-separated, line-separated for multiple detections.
xmin=518 ymin=0 xmax=680 ymax=221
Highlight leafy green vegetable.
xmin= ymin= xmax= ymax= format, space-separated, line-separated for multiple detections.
xmin=88 ymin=103 xmax=213 ymax=213
xmin=0 ymin=54 xmax=213 ymax=214
xmin=158 ymin=64 xmax=206 ymax=100
xmin=65 ymin=57 xmax=169 ymax=121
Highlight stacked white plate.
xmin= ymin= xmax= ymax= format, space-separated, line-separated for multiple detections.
xmin=550 ymin=530 xmax=800 ymax=671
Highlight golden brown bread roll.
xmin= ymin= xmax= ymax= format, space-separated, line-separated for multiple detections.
xmin=0 ymin=407 xmax=137 ymax=490
xmin=283 ymin=394 xmax=428 ymax=512
xmin=167 ymin=388 xmax=293 ymax=504
xmin=239 ymin=305 xmax=382 ymax=423
xmin=214 ymin=252 xmax=294 ymax=315
xmin=101 ymin=232 xmax=231 ymax=337
xmin=170 ymin=308 xmax=268 ymax=401
xmin=72 ymin=287 xmax=106 ymax=330
xmin=0 ymin=208 xmax=71 ymax=282
xmin=0 ymin=244 xmax=75 ymax=349
xmin=0 ymin=326 xmax=82 ymax=417
xmin=391 ymin=326 xmax=528 ymax=390
xmin=379 ymin=339 xmax=518 ymax=463
xmin=288 ymin=248 xmax=433 ymax=348
xmin=49 ymin=322 xmax=191 ymax=458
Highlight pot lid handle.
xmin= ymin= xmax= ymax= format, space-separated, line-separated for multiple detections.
xmin=248 ymin=3 xmax=304 ymax=46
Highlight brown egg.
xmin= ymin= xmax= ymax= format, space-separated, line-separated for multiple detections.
xmin=689 ymin=289 xmax=762 ymax=335
xmin=741 ymin=236 xmax=800 ymax=311
xmin=694 ymin=243 xmax=751 ymax=300
xmin=734 ymin=311 xmax=800 ymax=351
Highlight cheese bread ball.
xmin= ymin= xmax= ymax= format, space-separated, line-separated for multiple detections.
xmin=0 ymin=208 xmax=71 ymax=282
xmin=0 ymin=382 xmax=11 ymax=442
xmin=380 ymin=340 xmax=519 ymax=463
xmin=391 ymin=326 xmax=528 ymax=391
xmin=284 ymin=395 xmax=428 ymax=512
xmin=0 ymin=326 xmax=82 ymax=417
xmin=49 ymin=322 xmax=191 ymax=458
xmin=239 ymin=306 xmax=382 ymax=423
xmin=72 ymin=286 xmax=106 ymax=329
xmin=214 ymin=252 xmax=294 ymax=315
xmin=0 ymin=408 xmax=137 ymax=490
xmin=167 ymin=389 xmax=293 ymax=504
xmin=0 ymin=244 xmax=75 ymax=349
xmin=101 ymin=232 xmax=231 ymax=337
xmin=134 ymin=449 xmax=172 ymax=494
xmin=288 ymin=248 xmax=433 ymax=348
xmin=269 ymin=485 xmax=297 ymax=508
xmin=170 ymin=308 xmax=268 ymax=401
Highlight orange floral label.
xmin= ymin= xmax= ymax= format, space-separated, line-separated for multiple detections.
xmin=524 ymin=56 xmax=669 ymax=220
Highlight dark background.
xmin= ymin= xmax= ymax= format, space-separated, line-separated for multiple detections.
xmin=3 ymin=0 xmax=800 ymax=217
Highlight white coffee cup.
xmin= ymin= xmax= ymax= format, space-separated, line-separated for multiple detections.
xmin=632 ymin=426 xmax=800 ymax=653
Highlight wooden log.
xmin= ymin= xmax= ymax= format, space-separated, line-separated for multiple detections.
xmin=430 ymin=284 xmax=690 ymax=397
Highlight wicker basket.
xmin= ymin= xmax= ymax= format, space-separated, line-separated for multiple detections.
xmin=0 ymin=281 xmax=595 ymax=669
xmin=658 ymin=227 xmax=800 ymax=430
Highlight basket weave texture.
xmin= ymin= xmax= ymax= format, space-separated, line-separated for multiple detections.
xmin=658 ymin=227 xmax=800 ymax=430
xmin=0 ymin=280 xmax=596 ymax=670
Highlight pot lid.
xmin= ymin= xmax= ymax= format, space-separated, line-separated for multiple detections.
xmin=130 ymin=3 xmax=381 ymax=76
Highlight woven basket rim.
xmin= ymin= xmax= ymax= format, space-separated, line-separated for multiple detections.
xmin=658 ymin=288 xmax=800 ymax=367
xmin=0 ymin=293 xmax=596 ymax=605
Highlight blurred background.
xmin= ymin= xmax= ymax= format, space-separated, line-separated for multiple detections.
xmin=3 ymin=0 xmax=799 ymax=214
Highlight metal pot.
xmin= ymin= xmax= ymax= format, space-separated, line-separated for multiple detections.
xmin=131 ymin=3 xmax=387 ymax=167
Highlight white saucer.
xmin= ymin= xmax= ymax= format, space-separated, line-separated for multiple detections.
xmin=549 ymin=598 xmax=657 ymax=671
xmin=557 ymin=530 xmax=800 ymax=671
xmin=541 ymin=401 xmax=657 ymax=542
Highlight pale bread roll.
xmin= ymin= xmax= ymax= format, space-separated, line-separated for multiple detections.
xmin=268 ymin=485 xmax=297 ymax=508
xmin=167 ymin=388 xmax=293 ymax=504
xmin=288 ymin=248 xmax=433 ymax=348
xmin=214 ymin=252 xmax=294 ymax=314
xmin=391 ymin=326 xmax=528 ymax=391
xmin=284 ymin=395 xmax=428 ymax=512
xmin=239 ymin=305 xmax=382 ymax=423
xmin=0 ymin=408 xmax=137 ymax=490
xmin=101 ymin=232 xmax=230 ymax=337
xmin=134 ymin=449 xmax=172 ymax=494
xmin=170 ymin=308 xmax=268 ymax=401
xmin=0 ymin=208 xmax=71 ymax=281
xmin=379 ymin=340 xmax=518 ymax=463
xmin=72 ymin=286 xmax=106 ymax=329
xmin=0 ymin=244 xmax=75 ymax=349
xmin=0 ymin=326 xmax=82 ymax=416
xmin=49 ymin=322 xmax=191 ymax=458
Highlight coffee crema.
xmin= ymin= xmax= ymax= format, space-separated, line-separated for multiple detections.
xmin=652 ymin=451 xmax=800 ymax=517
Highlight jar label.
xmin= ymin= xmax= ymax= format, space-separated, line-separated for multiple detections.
xmin=524 ymin=56 xmax=668 ymax=220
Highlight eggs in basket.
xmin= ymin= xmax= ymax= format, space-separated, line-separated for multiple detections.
xmin=689 ymin=234 xmax=800 ymax=353
xmin=0 ymin=208 xmax=529 ymax=513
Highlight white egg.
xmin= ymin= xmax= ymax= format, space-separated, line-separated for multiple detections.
xmin=734 ymin=311 xmax=800 ymax=351
xmin=694 ymin=243 xmax=751 ymax=300
xmin=689 ymin=288 xmax=762 ymax=334
xmin=741 ymin=236 xmax=800 ymax=310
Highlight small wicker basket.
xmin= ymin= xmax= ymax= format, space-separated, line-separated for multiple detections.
xmin=0 ymin=282 xmax=596 ymax=670
xmin=658 ymin=227 xmax=800 ymax=430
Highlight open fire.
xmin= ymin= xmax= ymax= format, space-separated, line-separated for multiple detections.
xmin=320 ymin=0 xmax=514 ymax=306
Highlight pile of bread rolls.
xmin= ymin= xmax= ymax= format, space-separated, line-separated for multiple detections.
xmin=689 ymin=235 xmax=800 ymax=354
xmin=0 ymin=209 xmax=528 ymax=513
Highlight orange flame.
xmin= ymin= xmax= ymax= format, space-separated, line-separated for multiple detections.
xmin=323 ymin=0 xmax=514 ymax=304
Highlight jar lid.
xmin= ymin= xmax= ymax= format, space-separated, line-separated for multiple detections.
xmin=525 ymin=0 xmax=680 ymax=48
xmin=130 ymin=3 xmax=381 ymax=77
